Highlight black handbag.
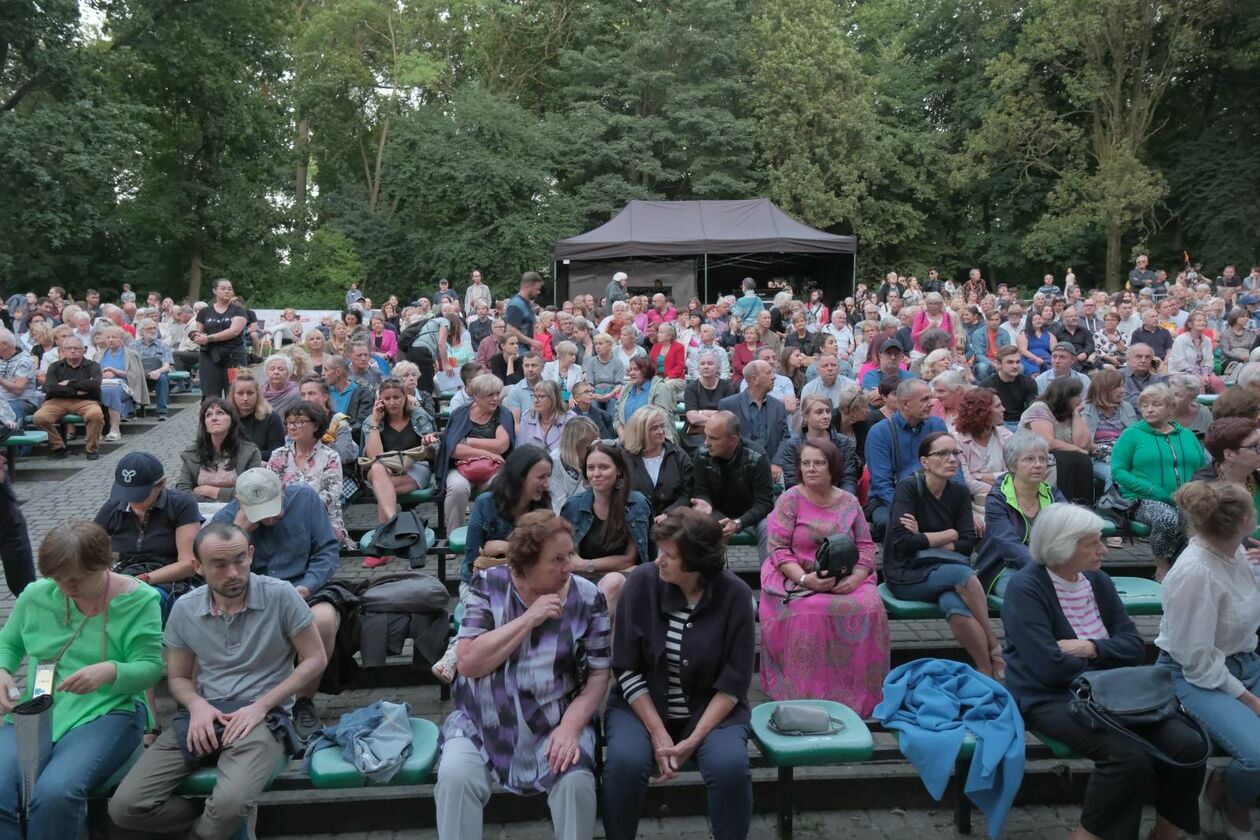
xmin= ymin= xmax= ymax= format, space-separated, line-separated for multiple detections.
xmin=767 ymin=703 xmax=847 ymax=737
xmin=1068 ymin=665 xmax=1212 ymax=768
xmin=815 ymin=534 xmax=858 ymax=580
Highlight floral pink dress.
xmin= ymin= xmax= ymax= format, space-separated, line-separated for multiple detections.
xmin=759 ymin=485 xmax=890 ymax=716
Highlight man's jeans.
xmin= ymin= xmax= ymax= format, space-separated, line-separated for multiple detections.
xmin=150 ymin=372 xmax=170 ymax=415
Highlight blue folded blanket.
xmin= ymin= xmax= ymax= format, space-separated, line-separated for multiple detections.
xmin=874 ymin=658 xmax=1025 ymax=839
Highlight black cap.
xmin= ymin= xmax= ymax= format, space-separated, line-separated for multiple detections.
xmin=110 ymin=452 xmax=165 ymax=503
xmin=881 ymin=338 xmax=905 ymax=354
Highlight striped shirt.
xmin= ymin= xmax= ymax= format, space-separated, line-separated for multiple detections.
xmin=616 ymin=603 xmax=696 ymax=719
xmin=1049 ymin=572 xmax=1110 ymax=641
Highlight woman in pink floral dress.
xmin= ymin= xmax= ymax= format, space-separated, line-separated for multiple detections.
xmin=759 ymin=438 xmax=890 ymax=716
xmin=266 ymin=400 xmax=348 ymax=545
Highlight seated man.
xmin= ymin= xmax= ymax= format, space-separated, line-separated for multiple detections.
xmin=323 ymin=354 xmax=373 ymax=433
xmin=980 ymin=344 xmax=1038 ymax=431
xmin=110 ymin=522 xmax=325 ymax=839
xmin=691 ymin=411 xmax=774 ymax=561
xmin=967 ymin=310 xmax=1012 ymax=381
xmin=447 ymin=360 xmax=484 ymax=414
xmin=131 ymin=317 xmax=174 ymax=420
xmin=32 ymin=335 xmax=104 ymax=459
xmin=863 ymin=378 xmax=953 ymax=541
xmin=211 ymin=470 xmax=338 ymax=739
xmin=721 ymin=359 xmax=789 ymax=481
xmin=347 ymin=341 xmax=384 ymax=389
xmin=502 ymin=351 xmax=544 ymax=424
xmin=0 ymin=329 xmax=42 ymax=420
xmin=1120 ymin=342 xmax=1165 ymax=410
xmin=1035 ymin=343 xmax=1091 ymax=397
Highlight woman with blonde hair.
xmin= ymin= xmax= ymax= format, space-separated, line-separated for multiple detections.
xmin=550 ymin=416 xmax=599 ymax=513
xmin=279 ymin=343 xmax=312 ymax=381
xmin=228 ymin=371 xmax=285 ymax=460
xmin=621 ymin=404 xmax=692 ymax=523
xmin=328 ymin=319 xmax=350 ymax=357
xmin=1082 ymin=368 xmax=1137 ymax=492
xmin=583 ymin=332 xmax=624 ymax=408
xmin=303 ymin=329 xmax=328 ymax=375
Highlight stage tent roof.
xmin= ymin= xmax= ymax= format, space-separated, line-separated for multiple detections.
xmin=553 ymin=199 xmax=857 ymax=261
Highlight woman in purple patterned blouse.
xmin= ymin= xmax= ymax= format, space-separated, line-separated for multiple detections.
xmin=437 ymin=510 xmax=611 ymax=839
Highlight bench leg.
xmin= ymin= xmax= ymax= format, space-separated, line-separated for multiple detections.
xmin=953 ymin=759 xmax=971 ymax=835
xmin=777 ymin=766 xmax=793 ymax=840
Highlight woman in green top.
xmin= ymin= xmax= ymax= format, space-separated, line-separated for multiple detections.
xmin=1110 ymin=383 xmax=1209 ymax=580
xmin=0 ymin=521 xmax=162 ymax=838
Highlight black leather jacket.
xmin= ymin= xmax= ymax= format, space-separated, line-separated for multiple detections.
xmin=692 ymin=438 xmax=773 ymax=531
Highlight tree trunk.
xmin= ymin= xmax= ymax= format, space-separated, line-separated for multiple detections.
xmin=187 ymin=244 xmax=203 ymax=303
xmin=294 ymin=118 xmax=310 ymax=239
xmin=1105 ymin=222 xmax=1122 ymax=291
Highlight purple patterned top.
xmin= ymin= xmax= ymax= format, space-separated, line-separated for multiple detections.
xmin=442 ymin=566 xmax=611 ymax=794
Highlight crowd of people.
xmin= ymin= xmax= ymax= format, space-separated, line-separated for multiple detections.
xmin=0 ymin=259 xmax=1259 ymax=839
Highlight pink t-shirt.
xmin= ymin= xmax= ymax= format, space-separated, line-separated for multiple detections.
xmin=1050 ymin=572 xmax=1110 ymax=641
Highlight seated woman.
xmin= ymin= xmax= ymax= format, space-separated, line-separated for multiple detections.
xmin=955 ymin=387 xmax=1013 ymax=523
xmin=303 ymin=329 xmax=327 ymax=376
xmin=569 ymin=380 xmax=615 ymax=439
xmin=1158 ymin=480 xmax=1260 ymax=839
xmin=582 ymin=332 xmax=624 ymax=409
xmin=460 ymin=445 xmax=554 ymax=595
xmin=1003 ymin=502 xmax=1203 ymax=840
xmin=1218 ymin=307 xmax=1256 ymax=380
xmin=94 ymin=452 xmax=202 ymax=614
xmin=885 ymin=432 xmax=1002 ymax=677
xmin=542 ymin=340 xmax=585 ymax=398
xmin=560 ymin=441 xmax=651 ymax=616
xmin=1167 ymin=373 xmax=1213 ymax=437
xmin=437 ymin=511 xmax=609 ymax=840
xmin=1081 ymin=368 xmax=1137 ymax=492
xmin=297 ymin=376 xmax=358 ymax=468
xmin=1111 ymin=383 xmax=1207 ymax=580
xmin=759 ymin=438 xmax=890 ymax=716
xmin=175 ymin=397 xmax=262 ymax=502
xmin=437 ymin=373 xmax=516 ymax=531
xmin=517 ymin=380 xmax=576 ymax=452
xmin=260 ymin=353 xmax=301 ymax=416
xmin=613 ymin=356 xmax=677 ymax=442
xmin=615 ymin=324 xmax=646 ymax=369
xmin=682 ymin=348 xmax=736 ymax=452
xmin=974 ymin=432 xmax=1066 ymax=594
xmin=1194 ymin=418 xmax=1260 ymax=520
xmin=267 ymin=400 xmax=348 ymax=546
xmin=620 ymin=405 xmax=693 ymax=523
xmin=550 ymin=417 xmax=599 ymax=514
xmin=603 ymin=509 xmax=755 ymax=840
xmin=362 ymin=378 xmax=439 ymax=562
xmin=929 ymin=368 xmax=969 ymax=431
xmin=1168 ymin=309 xmax=1225 ymax=394
xmin=228 ymin=372 xmax=285 ymax=460
xmin=1019 ymin=377 xmax=1094 ymax=505
xmin=368 ymin=314 xmax=398 ymax=363
xmin=1018 ymin=311 xmax=1056 ymax=376
xmin=489 ymin=333 xmax=523 ymax=387
xmin=0 ymin=522 xmax=162 ymax=838
xmin=95 ymin=325 xmax=146 ymax=441
xmin=773 ymin=394 xmax=860 ymax=493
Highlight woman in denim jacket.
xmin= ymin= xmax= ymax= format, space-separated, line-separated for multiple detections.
xmin=561 ymin=440 xmax=651 ymax=617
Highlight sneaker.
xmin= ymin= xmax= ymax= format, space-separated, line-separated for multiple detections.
xmin=362 ymin=555 xmax=389 ymax=569
xmin=157 ymin=415 xmax=167 ymax=422
xmin=86 ymin=452 xmax=100 ymax=461
xmin=291 ymin=697 xmax=322 ymax=742
xmin=49 ymin=448 xmax=68 ymax=460
xmin=431 ymin=646 xmax=458 ymax=684
xmin=104 ymin=431 xmax=122 ymax=442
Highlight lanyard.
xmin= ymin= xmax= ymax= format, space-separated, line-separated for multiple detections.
xmin=57 ymin=573 xmax=110 ymax=666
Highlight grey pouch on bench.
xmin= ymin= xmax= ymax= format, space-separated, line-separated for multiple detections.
xmin=767 ymin=703 xmax=847 ymax=737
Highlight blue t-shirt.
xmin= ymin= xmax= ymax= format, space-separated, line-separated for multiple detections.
xmin=505 ymin=294 xmax=536 ymax=339
xmin=860 ymin=367 xmax=913 ymax=389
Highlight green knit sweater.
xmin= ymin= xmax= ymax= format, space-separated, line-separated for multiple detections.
xmin=0 ymin=578 xmax=163 ymax=741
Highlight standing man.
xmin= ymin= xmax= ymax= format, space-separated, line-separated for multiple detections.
xmin=505 ymin=271 xmax=543 ymax=352
xmin=730 ymin=278 xmax=763 ymax=324
xmin=464 ymin=269 xmax=492 ymax=313
xmin=109 ymin=522 xmax=325 ymax=839
xmin=434 ymin=278 xmax=460 ymax=308
xmin=33 ymin=335 xmax=104 ymax=459
xmin=604 ymin=271 xmax=629 ymax=307
xmin=1128 ymin=254 xmax=1156 ymax=292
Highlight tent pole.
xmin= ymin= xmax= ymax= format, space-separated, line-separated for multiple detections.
xmin=704 ymin=253 xmax=709 ymax=303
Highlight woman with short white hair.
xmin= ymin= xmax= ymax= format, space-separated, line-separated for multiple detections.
xmin=1166 ymin=373 xmax=1212 ymax=436
xmin=1002 ymin=502 xmax=1205 ymax=840
xmin=542 ymin=340 xmax=584 ymax=398
xmin=261 ymin=353 xmax=301 ymax=415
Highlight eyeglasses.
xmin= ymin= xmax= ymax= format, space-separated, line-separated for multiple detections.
xmin=285 ymin=418 xmax=313 ymax=428
xmin=928 ymin=449 xmax=962 ymax=459
xmin=1017 ymin=454 xmax=1050 ymax=465
xmin=1240 ymin=443 xmax=1260 ymax=454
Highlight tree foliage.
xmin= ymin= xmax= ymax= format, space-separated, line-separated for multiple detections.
xmin=1 ymin=0 xmax=1256 ymax=301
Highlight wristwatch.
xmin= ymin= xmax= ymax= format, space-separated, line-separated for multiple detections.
xmin=586 ymin=558 xmax=595 ymax=574
xmin=798 ymin=573 xmax=807 ymax=586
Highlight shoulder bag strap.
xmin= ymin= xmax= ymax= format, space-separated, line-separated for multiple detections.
xmin=1081 ymin=701 xmax=1213 ymax=769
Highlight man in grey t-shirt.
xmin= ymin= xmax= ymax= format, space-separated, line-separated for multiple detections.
xmin=110 ymin=523 xmax=325 ymax=840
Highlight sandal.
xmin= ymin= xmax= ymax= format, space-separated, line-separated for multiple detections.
xmin=431 ymin=646 xmax=458 ymax=684
xmin=989 ymin=645 xmax=1007 ymax=681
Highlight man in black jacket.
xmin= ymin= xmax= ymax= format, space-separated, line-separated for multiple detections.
xmin=690 ymin=411 xmax=774 ymax=561
xmin=32 ymin=335 xmax=104 ymax=459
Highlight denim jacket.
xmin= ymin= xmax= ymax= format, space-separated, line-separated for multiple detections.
xmin=561 ymin=489 xmax=653 ymax=566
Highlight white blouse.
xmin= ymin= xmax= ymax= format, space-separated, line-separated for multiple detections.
xmin=1156 ymin=538 xmax=1260 ymax=696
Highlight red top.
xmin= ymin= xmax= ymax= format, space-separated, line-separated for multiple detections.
xmin=649 ymin=340 xmax=686 ymax=380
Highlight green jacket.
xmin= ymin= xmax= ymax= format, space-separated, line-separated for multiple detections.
xmin=0 ymin=579 xmax=162 ymax=741
xmin=1110 ymin=419 xmax=1207 ymax=504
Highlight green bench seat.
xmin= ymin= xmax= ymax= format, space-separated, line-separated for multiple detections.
xmin=1101 ymin=519 xmax=1151 ymax=538
xmin=399 ymin=484 xmax=436 ymax=505
xmin=728 ymin=530 xmax=757 ymax=547
xmin=92 ymin=747 xmax=288 ymax=797
xmin=877 ymin=583 xmax=944 ymax=619
xmin=751 ymin=700 xmax=872 ymax=839
xmin=448 ymin=526 xmax=468 ymax=554
xmin=1196 ymin=393 xmax=1219 ymax=406
xmin=989 ymin=574 xmax=1161 ymax=616
xmin=359 ymin=528 xmax=436 ymax=556
xmin=168 ymin=370 xmax=191 ymax=381
xmin=309 ymin=717 xmax=441 ymax=789
xmin=24 ymin=414 xmax=83 ymax=426
xmin=2 ymin=430 xmax=47 ymax=447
